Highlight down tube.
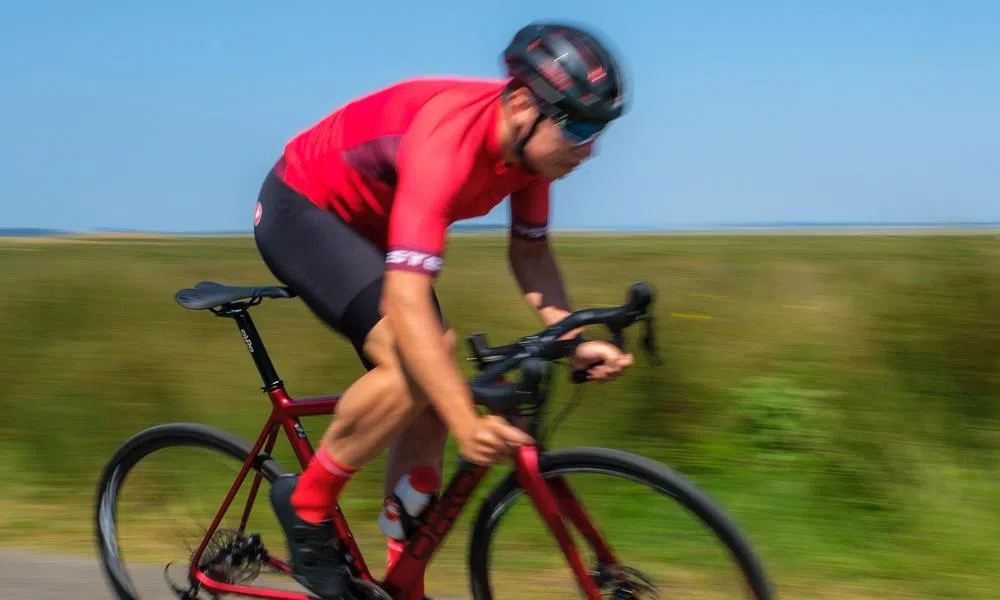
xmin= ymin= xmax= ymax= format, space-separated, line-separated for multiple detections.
xmin=381 ymin=462 xmax=490 ymax=598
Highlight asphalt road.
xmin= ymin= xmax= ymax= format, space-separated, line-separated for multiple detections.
xmin=0 ymin=548 xmax=311 ymax=599
xmin=1 ymin=547 xmax=126 ymax=599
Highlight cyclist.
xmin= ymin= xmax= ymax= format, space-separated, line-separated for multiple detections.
xmin=252 ymin=22 xmax=633 ymax=599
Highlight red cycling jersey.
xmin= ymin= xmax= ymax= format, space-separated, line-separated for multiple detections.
xmin=272 ymin=77 xmax=551 ymax=277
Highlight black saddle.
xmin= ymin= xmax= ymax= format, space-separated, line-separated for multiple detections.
xmin=175 ymin=281 xmax=296 ymax=310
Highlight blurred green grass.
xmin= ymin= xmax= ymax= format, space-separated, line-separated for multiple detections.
xmin=0 ymin=231 xmax=998 ymax=598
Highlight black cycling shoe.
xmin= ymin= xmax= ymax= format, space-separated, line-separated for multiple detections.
xmin=270 ymin=475 xmax=355 ymax=599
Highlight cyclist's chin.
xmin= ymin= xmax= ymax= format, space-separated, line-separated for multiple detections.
xmin=540 ymin=160 xmax=579 ymax=179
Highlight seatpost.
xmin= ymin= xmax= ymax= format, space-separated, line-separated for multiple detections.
xmin=228 ymin=307 xmax=283 ymax=391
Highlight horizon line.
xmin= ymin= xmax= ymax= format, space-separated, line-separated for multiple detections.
xmin=3 ymin=221 xmax=1000 ymax=238
xmin=7 ymin=220 xmax=1000 ymax=231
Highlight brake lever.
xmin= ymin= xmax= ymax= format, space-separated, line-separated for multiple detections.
xmin=641 ymin=314 xmax=662 ymax=366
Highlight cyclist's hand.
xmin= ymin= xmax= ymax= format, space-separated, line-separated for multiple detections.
xmin=458 ymin=415 xmax=535 ymax=466
xmin=571 ymin=340 xmax=634 ymax=382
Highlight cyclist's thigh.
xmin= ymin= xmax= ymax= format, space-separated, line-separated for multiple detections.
xmin=342 ymin=280 xmax=449 ymax=368
xmin=253 ymin=167 xmax=444 ymax=368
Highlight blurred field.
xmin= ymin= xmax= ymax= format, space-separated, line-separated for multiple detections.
xmin=1 ymin=231 xmax=998 ymax=599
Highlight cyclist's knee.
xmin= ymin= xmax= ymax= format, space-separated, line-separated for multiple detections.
xmin=361 ymin=320 xmax=456 ymax=408
xmin=361 ymin=318 xmax=396 ymax=368
xmin=362 ymin=319 xmax=455 ymax=369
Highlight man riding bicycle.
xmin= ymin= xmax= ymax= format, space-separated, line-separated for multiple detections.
xmin=252 ymin=22 xmax=633 ymax=599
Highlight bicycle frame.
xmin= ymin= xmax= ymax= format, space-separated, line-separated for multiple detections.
xmin=185 ymin=303 xmax=617 ymax=600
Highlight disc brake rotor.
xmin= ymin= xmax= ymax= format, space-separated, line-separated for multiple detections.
xmin=597 ymin=564 xmax=660 ymax=600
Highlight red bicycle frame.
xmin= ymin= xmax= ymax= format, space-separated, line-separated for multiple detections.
xmin=184 ymin=303 xmax=617 ymax=600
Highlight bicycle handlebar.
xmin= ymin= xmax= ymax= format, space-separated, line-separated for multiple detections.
xmin=465 ymin=281 xmax=659 ymax=414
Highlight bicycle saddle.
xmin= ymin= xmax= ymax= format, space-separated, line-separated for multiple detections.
xmin=174 ymin=280 xmax=296 ymax=310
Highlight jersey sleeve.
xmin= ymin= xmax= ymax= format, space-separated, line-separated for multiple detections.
xmin=509 ymin=177 xmax=551 ymax=241
xmin=386 ymin=101 xmax=475 ymax=277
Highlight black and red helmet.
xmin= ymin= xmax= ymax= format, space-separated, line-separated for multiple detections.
xmin=502 ymin=22 xmax=628 ymax=124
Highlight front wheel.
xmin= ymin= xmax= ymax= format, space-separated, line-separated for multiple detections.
xmin=468 ymin=447 xmax=774 ymax=600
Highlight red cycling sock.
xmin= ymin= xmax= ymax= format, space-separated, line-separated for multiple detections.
xmin=291 ymin=446 xmax=357 ymax=524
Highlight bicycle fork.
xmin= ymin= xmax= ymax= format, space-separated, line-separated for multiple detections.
xmin=514 ymin=445 xmax=618 ymax=600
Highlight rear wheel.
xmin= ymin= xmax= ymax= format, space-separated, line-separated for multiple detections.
xmin=468 ymin=447 xmax=774 ymax=600
xmin=93 ymin=423 xmax=292 ymax=599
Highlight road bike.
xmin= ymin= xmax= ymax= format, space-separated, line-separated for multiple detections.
xmin=94 ymin=279 xmax=774 ymax=599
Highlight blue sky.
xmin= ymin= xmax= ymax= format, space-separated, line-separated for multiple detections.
xmin=2 ymin=1 xmax=997 ymax=232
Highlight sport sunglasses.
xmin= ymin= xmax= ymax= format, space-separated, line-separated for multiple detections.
xmin=537 ymin=102 xmax=608 ymax=145
xmin=554 ymin=115 xmax=607 ymax=145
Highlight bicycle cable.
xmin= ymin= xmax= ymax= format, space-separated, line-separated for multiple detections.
xmin=542 ymin=361 xmax=593 ymax=442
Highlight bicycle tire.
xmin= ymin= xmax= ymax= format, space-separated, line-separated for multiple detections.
xmin=93 ymin=422 xmax=290 ymax=600
xmin=467 ymin=446 xmax=774 ymax=600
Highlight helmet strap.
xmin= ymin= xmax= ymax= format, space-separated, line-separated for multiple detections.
xmin=513 ymin=113 xmax=545 ymax=174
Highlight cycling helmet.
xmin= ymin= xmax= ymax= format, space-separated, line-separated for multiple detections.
xmin=502 ymin=22 xmax=628 ymax=124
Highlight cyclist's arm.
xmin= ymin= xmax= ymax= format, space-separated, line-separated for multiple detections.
xmin=507 ymin=181 xmax=583 ymax=340
xmin=383 ymin=269 xmax=478 ymax=435
xmin=382 ymin=119 xmax=481 ymax=438
xmin=383 ymin=233 xmax=479 ymax=438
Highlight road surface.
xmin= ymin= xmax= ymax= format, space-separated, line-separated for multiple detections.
xmin=0 ymin=547 xmax=313 ymax=599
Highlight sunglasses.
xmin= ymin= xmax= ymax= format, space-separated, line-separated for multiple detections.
xmin=537 ymin=102 xmax=608 ymax=145
xmin=554 ymin=115 xmax=607 ymax=145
